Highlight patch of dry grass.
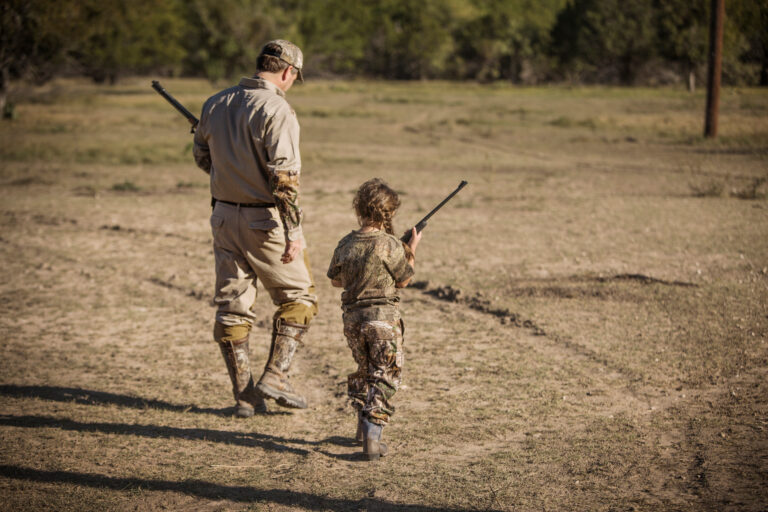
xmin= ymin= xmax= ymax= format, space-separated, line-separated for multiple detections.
xmin=0 ymin=77 xmax=767 ymax=511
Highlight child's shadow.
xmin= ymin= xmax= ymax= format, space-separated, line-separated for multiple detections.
xmin=322 ymin=435 xmax=359 ymax=448
xmin=317 ymin=436 xmax=371 ymax=462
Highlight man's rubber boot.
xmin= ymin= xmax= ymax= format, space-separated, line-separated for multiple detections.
xmin=255 ymin=319 xmax=308 ymax=409
xmin=220 ymin=337 xmax=267 ymax=417
xmin=362 ymin=417 xmax=388 ymax=461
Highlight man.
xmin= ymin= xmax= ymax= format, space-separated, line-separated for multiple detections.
xmin=193 ymin=40 xmax=318 ymax=417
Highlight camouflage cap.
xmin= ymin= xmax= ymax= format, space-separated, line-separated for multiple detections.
xmin=260 ymin=40 xmax=304 ymax=82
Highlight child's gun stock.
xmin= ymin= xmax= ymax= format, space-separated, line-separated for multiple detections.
xmin=401 ymin=180 xmax=468 ymax=244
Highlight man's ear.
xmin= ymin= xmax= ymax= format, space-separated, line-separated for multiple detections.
xmin=281 ymin=67 xmax=292 ymax=82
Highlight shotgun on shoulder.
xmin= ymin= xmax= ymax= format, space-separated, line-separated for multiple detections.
xmin=401 ymin=180 xmax=468 ymax=244
xmin=151 ymin=80 xmax=199 ymax=133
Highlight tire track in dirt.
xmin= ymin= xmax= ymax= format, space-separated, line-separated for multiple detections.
xmin=99 ymin=224 xmax=207 ymax=245
xmin=0 ymin=210 xmax=80 ymax=227
xmin=411 ymin=275 xmax=694 ymax=382
xmin=411 ymin=280 xmax=634 ymax=382
xmin=411 ymin=281 xmax=547 ymax=334
xmin=1 ymin=210 xmax=209 ymax=249
xmin=408 ymin=276 xmax=704 ymax=417
xmin=94 ymin=222 xmax=215 ymax=301
xmin=413 ymin=273 xmax=694 ymax=327
xmin=147 ymin=276 xmax=210 ymax=303
xmin=671 ymin=366 xmax=768 ymax=510
xmin=401 ymin=276 xmax=670 ymax=494
xmin=597 ymin=273 xmax=696 ymax=287
xmin=1 ymin=214 xmax=213 ymax=311
xmin=410 ymin=276 xmax=768 ymax=508
xmin=95 ymin=222 xmax=217 ymax=302
xmin=405 ymin=276 xmax=755 ymax=507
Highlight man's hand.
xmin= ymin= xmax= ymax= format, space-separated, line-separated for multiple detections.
xmin=282 ymin=238 xmax=303 ymax=264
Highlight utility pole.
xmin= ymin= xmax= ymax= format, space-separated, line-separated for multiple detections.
xmin=704 ymin=0 xmax=725 ymax=138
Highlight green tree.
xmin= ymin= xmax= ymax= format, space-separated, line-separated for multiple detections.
xmin=71 ymin=0 xmax=186 ymax=83
xmin=727 ymin=0 xmax=768 ymax=85
xmin=363 ymin=0 xmax=457 ymax=79
xmin=1 ymin=0 xmax=186 ymax=115
xmin=654 ymin=0 xmax=767 ymax=88
xmin=452 ymin=0 xmax=566 ymax=82
xmin=0 ymin=0 xmax=78 ymax=114
xmin=293 ymin=0 xmax=374 ymax=76
xmin=181 ymin=0 xmax=278 ymax=81
xmin=654 ymin=0 xmax=708 ymax=90
xmin=452 ymin=2 xmax=515 ymax=81
xmin=550 ymin=0 xmax=656 ymax=84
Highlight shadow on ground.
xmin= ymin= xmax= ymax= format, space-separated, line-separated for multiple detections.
xmin=0 ymin=413 xmax=364 ymax=457
xmin=0 ymin=465 xmax=498 ymax=512
xmin=0 ymin=384 xmax=248 ymax=416
xmin=0 ymin=384 xmax=290 ymax=416
xmin=0 ymin=385 xmax=373 ymax=461
xmin=0 ymin=414 xmax=316 ymax=455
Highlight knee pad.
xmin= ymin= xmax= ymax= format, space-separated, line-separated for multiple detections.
xmin=274 ymin=301 xmax=318 ymax=326
xmin=213 ymin=321 xmax=252 ymax=343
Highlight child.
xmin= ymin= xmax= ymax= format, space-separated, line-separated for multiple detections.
xmin=327 ymin=178 xmax=422 ymax=460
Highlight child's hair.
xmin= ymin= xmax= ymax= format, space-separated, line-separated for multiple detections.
xmin=353 ymin=178 xmax=401 ymax=235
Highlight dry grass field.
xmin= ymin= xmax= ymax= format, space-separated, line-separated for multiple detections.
xmin=0 ymin=77 xmax=767 ymax=511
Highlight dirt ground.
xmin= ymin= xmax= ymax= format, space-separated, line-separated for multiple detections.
xmin=0 ymin=78 xmax=767 ymax=511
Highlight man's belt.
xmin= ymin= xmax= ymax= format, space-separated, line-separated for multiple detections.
xmin=212 ymin=198 xmax=276 ymax=208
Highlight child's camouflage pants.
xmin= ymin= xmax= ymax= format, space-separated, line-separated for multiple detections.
xmin=343 ymin=305 xmax=404 ymax=426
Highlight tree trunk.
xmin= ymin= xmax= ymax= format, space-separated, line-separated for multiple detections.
xmin=620 ymin=56 xmax=635 ymax=86
xmin=0 ymin=66 xmax=8 ymax=116
xmin=688 ymin=69 xmax=696 ymax=93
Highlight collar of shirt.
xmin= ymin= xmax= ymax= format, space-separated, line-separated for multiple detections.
xmin=238 ymin=76 xmax=285 ymax=98
xmin=353 ymin=230 xmax=387 ymax=239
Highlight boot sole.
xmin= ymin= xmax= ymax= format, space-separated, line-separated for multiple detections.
xmin=235 ymin=400 xmax=268 ymax=417
xmin=256 ymin=383 xmax=307 ymax=409
xmin=234 ymin=405 xmax=255 ymax=418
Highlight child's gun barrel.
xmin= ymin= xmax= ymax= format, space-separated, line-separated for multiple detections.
xmin=401 ymin=180 xmax=468 ymax=243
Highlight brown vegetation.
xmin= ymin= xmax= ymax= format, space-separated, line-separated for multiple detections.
xmin=0 ymin=78 xmax=766 ymax=510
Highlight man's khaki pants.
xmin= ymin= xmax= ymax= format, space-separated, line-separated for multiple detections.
xmin=210 ymin=202 xmax=317 ymax=334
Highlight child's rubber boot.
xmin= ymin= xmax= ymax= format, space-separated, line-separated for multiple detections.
xmin=355 ymin=411 xmax=364 ymax=444
xmin=362 ymin=418 xmax=388 ymax=461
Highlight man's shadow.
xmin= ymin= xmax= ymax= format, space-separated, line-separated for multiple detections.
xmin=0 ymin=383 xmax=282 ymax=417
xmin=0 ymin=384 xmax=362 ymax=456
xmin=0 ymin=464 xmax=502 ymax=511
xmin=0 ymin=414 xmax=317 ymax=455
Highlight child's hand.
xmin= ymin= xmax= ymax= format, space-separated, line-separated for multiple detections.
xmin=407 ymin=227 xmax=422 ymax=255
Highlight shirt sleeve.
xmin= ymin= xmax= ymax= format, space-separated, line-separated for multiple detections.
xmin=327 ymin=246 xmax=342 ymax=281
xmin=192 ymin=104 xmax=211 ymax=174
xmin=264 ymin=104 xmax=302 ymax=241
xmin=384 ymin=238 xmax=414 ymax=284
